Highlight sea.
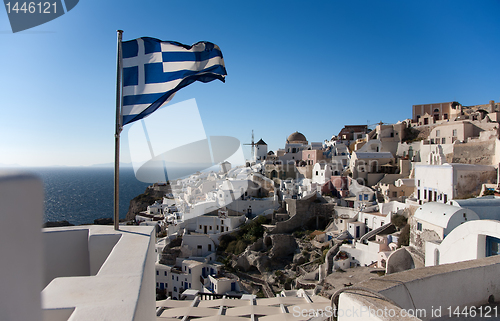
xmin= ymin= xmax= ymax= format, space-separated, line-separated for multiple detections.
xmin=26 ymin=167 xmax=150 ymax=225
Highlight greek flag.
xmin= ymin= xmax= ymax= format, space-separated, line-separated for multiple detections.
xmin=121 ymin=37 xmax=226 ymax=125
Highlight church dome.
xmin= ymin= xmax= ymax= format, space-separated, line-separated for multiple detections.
xmin=287 ymin=131 xmax=308 ymax=144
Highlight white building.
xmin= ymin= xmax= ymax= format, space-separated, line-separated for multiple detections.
xmin=155 ymin=258 xmax=224 ymax=299
xmin=311 ymin=162 xmax=334 ymax=185
xmin=208 ymin=274 xmax=240 ymax=294
xmin=254 ymin=138 xmax=268 ymax=163
xmin=276 ymin=132 xmax=310 ymax=163
xmin=410 ymin=202 xmax=479 ymax=254
xmin=190 ymin=213 xmax=246 ymax=236
xmin=450 ymin=196 xmax=500 ymax=220
xmin=358 ymin=210 xmax=391 ymax=231
xmin=330 ymin=143 xmax=350 ymax=172
xmin=349 ymin=151 xmax=395 ymax=186
xmin=414 ymin=163 xmax=497 ymax=204
xmin=425 ymin=219 xmax=500 ymax=267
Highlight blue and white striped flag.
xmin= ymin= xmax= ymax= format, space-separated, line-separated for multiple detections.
xmin=121 ymin=37 xmax=226 ymax=125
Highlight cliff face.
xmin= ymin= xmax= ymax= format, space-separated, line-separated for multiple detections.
xmin=125 ymin=185 xmax=169 ymax=221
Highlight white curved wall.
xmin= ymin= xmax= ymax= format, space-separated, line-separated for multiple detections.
xmin=432 ymin=220 xmax=500 ymax=266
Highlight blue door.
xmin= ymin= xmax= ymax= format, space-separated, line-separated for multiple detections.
xmin=160 ymin=283 xmax=164 ymax=290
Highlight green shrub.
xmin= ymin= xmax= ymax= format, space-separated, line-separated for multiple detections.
xmin=226 ymin=240 xmax=238 ymax=254
xmin=234 ymin=240 xmax=248 ymax=255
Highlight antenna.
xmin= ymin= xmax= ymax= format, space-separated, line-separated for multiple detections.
xmin=243 ymin=129 xmax=255 ymax=160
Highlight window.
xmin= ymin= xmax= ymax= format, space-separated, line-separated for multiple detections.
xmin=172 ymin=275 xmax=174 ymax=280
xmin=316 ymin=171 xmax=319 ymax=175
xmin=392 ymin=191 xmax=398 ymax=197
xmin=209 ymin=226 xmax=212 ymax=230
xmin=189 ymin=283 xmax=191 ymax=288
xmin=417 ymin=180 xmax=420 ymax=187
xmin=156 ymin=270 xmax=159 ymax=275
xmin=164 ymin=271 xmax=167 ymax=276
xmin=216 ymin=225 xmax=219 ymax=230
xmin=221 ymin=220 xmax=224 ymax=225
xmin=417 ymin=222 xmax=422 ymax=231
xmin=486 ymin=236 xmax=500 ymax=256
xmin=424 ymin=189 xmax=427 ymax=199
xmin=184 ymin=266 xmax=187 ymax=271
xmin=199 ymin=225 xmax=202 ymax=229
xmin=444 ymin=194 xmax=448 ymax=203
xmin=189 ymin=269 xmax=191 ymax=274
xmin=208 ymin=244 xmax=212 ymax=251
xmin=436 ymin=130 xmax=440 ymax=137
xmin=364 ymin=194 xmax=369 ymax=200
xmin=417 ymin=189 xmax=420 ymax=199
xmin=442 ymin=138 xmax=446 ymax=144
xmin=452 ymin=129 xmax=457 ymax=137
xmin=174 ymin=287 xmax=177 ymax=292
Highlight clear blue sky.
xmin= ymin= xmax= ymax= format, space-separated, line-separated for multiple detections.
xmin=1 ymin=0 xmax=500 ymax=167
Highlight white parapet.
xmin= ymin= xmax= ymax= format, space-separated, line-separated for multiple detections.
xmin=0 ymin=172 xmax=44 ymax=321
xmin=0 ymin=171 xmax=156 ymax=321
xmin=42 ymin=225 xmax=156 ymax=321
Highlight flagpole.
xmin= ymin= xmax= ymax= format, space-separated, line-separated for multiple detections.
xmin=114 ymin=30 xmax=124 ymax=230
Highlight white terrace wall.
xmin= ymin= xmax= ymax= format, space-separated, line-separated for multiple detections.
xmin=339 ymin=255 xmax=500 ymax=321
xmin=0 ymin=173 xmax=44 ymax=321
xmin=426 ymin=219 xmax=500 ymax=266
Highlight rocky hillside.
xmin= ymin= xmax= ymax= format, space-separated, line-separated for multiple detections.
xmin=125 ymin=185 xmax=169 ymax=221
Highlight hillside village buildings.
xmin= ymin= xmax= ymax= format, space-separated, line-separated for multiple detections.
xmin=8 ymin=99 xmax=500 ymax=321
xmin=133 ymin=99 xmax=500 ymax=303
